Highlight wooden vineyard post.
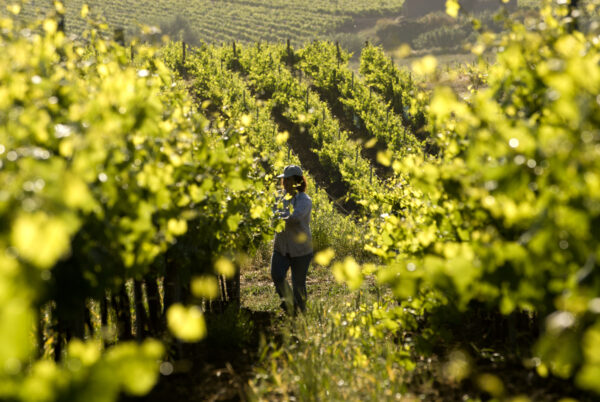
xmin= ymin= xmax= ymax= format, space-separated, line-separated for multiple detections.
xmin=84 ymin=304 xmax=94 ymax=339
xmin=49 ymin=304 xmax=61 ymax=361
xmin=130 ymin=44 xmax=135 ymax=63
xmin=508 ymin=312 xmax=517 ymax=348
xmin=36 ymin=309 xmax=44 ymax=359
xmin=115 ymin=284 xmax=133 ymax=341
xmin=163 ymin=250 xmax=181 ymax=321
xmin=218 ymin=276 xmax=227 ymax=312
xmin=351 ymin=71 xmax=354 ymax=89
xmin=100 ymin=290 xmax=109 ymax=330
xmin=336 ymin=41 xmax=341 ymax=68
xmin=232 ymin=40 xmax=237 ymax=58
xmin=225 ymin=269 xmax=241 ymax=309
xmin=355 ymin=147 xmax=359 ymax=163
xmin=306 ymin=88 xmax=309 ymax=111
xmin=54 ymin=330 xmax=65 ymax=362
xmin=133 ymin=280 xmax=146 ymax=341
xmin=57 ymin=15 xmax=65 ymax=33
xmin=114 ymin=27 xmax=125 ymax=46
xmin=145 ymin=278 xmax=162 ymax=335
xmin=568 ymin=0 xmax=580 ymax=32
xmin=370 ymin=166 xmax=373 ymax=184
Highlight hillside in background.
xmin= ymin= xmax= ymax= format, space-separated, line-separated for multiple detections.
xmin=402 ymin=0 xmax=517 ymax=17
xmin=375 ymin=0 xmax=523 ymax=56
xmin=10 ymin=0 xmax=522 ymax=57
xmin=12 ymin=0 xmax=406 ymax=46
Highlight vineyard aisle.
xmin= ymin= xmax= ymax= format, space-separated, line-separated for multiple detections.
xmin=133 ymin=50 xmax=590 ymax=400
xmin=129 ymin=262 xmax=592 ymax=401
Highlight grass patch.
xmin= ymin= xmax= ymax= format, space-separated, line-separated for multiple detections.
xmin=241 ymin=250 xmax=354 ymax=313
xmin=241 ymin=268 xmax=595 ymax=401
xmin=247 ymin=286 xmax=422 ymax=401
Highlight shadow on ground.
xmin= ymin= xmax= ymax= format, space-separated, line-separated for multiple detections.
xmin=121 ymin=308 xmax=278 ymax=402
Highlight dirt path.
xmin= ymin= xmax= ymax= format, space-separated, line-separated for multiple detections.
xmin=270 ymin=105 xmax=358 ymax=213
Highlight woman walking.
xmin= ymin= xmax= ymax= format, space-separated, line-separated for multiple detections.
xmin=271 ymin=165 xmax=313 ymax=314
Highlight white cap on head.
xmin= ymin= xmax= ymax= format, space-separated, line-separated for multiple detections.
xmin=277 ymin=165 xmax=303 ymax=178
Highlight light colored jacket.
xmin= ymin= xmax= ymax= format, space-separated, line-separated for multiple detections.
xmin=273 ymin=191 xmax=313 ymax=257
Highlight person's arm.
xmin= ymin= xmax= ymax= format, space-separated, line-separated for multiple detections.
xmin=273 ymin=193 xmax=291 ymax=218
xmin=284 ymin=196 xmax=310 ymax=224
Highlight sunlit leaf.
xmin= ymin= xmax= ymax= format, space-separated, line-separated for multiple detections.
xmin=411 ymin=55 xmax=438 ymax=76
xmin=43 ymin=19 xmax=57 ymax=34
xmin=53 ymin=1 xmax=65 ymax=14
xmin=191 ymin=276 xmax=219 ymax=300
xmin=332 ymin=257 xmax=362 ymax=290
xmin=67 ymin=339 xmax=101 ymax=366
xmin=376 ymin=150 xmax=392 ymax=167
xmin=314 ymin=248 xmax=335 ymax=266
xmin=63 ymin=174 xmax=97 ymax=213
xmin=476 ymin=374 xmax=504 ymax=397
xmin=7 ymin=4 xmax=21 ymax=15
xmin=226 ymin=213 xmax=242 ymax=231
xmin=0 ymin=299 xmax=36 ymax=367
xmin=445 ymin=0 xmax=460 ymax=18
xmin=364 ymin=138 xmax=377 ymax=149
xmin=276 ymin=131 xmax=289 ymax=145
xmin=11 ymin=212 xmax=75 ymax=269
xmin=167 ymin=218 xmax=187 ymax=236
xmin=167 ymin=304 xmax=206 ymax=342
xmin=392 ymin=43 xmax=412 ymax=59
xmin=214 ymin=257 xmax=235 ymax=278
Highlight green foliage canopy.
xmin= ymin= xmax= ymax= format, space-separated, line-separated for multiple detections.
xmin=364 ymin=0 xmax=600 ymax=392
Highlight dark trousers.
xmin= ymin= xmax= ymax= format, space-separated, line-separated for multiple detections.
xmin=270 ymin=250 xmax=312 ymax=313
